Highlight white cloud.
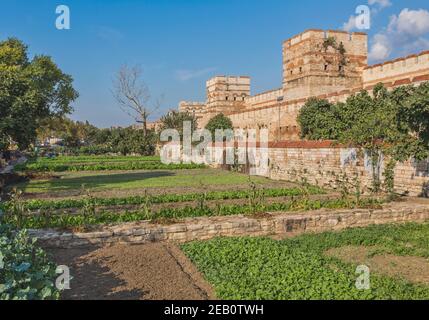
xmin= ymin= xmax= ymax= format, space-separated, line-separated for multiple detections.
xmin=368 ymin=34 xmax=391 ymax=60
xmin=341 ymin=0 xmax=392 ymax=31
xmin=368 ymin=0 xmax=392 ymax=9
xmin=176 ymin=67 xmax=217 ymax=81
xmin=368 ymin=8 xmax=429 ymax=62
xmin=342 ymin=15 xmax=358 ymax=32
xmin=387 ymin=8 xmax=429 ymax=36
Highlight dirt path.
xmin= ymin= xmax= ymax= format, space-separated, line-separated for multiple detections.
xmin=47 ymin=243 xmax=216 ymax=300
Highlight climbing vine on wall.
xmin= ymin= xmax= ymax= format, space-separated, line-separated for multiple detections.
xmin=322 ymin=37 xmax=348 ymax=73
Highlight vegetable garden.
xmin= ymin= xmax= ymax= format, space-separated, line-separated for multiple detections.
xmin=182 ymin=223 xmax=429 ymax=300
xmin=2 ymin=154 xmax=428 ymax=300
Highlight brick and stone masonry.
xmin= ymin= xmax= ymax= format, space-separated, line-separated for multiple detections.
xmin=175 ymin=29 xmax=429 ymax=197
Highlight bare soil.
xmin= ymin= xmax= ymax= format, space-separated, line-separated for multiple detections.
xmin=325 ymin=246 xmax=429 ymax=285
xmin=47 ymin=243 xmax=216 ymax=300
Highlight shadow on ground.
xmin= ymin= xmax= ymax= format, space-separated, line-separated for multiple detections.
xmin=47 ymin=243 xmax=215 ymax=300
xmin=23 ymin=171 xmax=177 ymax=193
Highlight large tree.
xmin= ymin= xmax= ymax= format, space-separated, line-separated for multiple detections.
xmin=0 ymin=38 xmax=78 ymax=152
xmin=205 ymin=113 xmax=234 ymax=139
xmin=112 ymin=65 xmax=161 ymax=137
xmin=159 ymin=110 xmax=197 ymax=140
xmin=298 ymin=82 xmax=429 ymax=193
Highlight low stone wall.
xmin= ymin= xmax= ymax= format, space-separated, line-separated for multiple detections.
xmin=268 ymin=146 xmax=429 ymax=197
xmin=30 ymin=202 xmax=429 ymax=248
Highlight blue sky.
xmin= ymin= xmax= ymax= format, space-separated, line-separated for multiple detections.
xmin=1 ymin=0 xmax=429 ymax=127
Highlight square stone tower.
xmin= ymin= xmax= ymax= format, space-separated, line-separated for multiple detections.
xmin=283 ymin=30 xmax=368 ymax=101
xmin=206 ymin=76 xmax=251 ymax=114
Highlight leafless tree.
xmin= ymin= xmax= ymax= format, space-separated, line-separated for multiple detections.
xmin=112 ymin=65 xmax=161 ymax=136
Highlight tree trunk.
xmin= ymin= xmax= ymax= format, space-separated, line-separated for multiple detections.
xmin=141 ymin=114 xmax=147 ymax=137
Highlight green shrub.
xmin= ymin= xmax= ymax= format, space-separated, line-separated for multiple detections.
xmin=15 ymin=161 xmax=206 ymax=172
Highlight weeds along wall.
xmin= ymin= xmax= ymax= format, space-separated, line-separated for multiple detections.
xmin=266 ymin=143 xmax=429 ymax=197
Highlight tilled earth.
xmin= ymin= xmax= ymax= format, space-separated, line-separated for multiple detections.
xmin=47 ymin=243 xmax=216 ymax=300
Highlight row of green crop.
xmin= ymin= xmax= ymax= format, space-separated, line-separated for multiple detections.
xmin=0 ymin=186 xmax=325 ymax=212
xmin=4 ymin=198 xmax=381 ymax=230
xmin=34 ymin=155 xmax=161 ymax=164
xmin=182 ymin=222 xmax=429 ymax=300
xmin=15 ymin=162 xmax=206 ymax=172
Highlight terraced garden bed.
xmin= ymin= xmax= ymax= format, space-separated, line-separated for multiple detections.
xmin=182 ymin=222 xmax=429 ymax=300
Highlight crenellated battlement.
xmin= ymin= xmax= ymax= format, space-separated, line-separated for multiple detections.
xmin=178 ymin=28 xmax=428 ymax=137
xmin=363 ymin=50 xmax=429 ymax=87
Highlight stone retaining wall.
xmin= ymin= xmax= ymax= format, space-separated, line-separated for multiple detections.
xmin=30 ymin=202 xmax=429 ymax=248
xmin=268 ymin=146 xmax=429 ymax=197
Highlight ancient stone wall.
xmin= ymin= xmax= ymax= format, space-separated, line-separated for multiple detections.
xmin=267 ymin=143 xmax=429 ymax=197
xmin=177 ymin=29 xmax=429 ymax=142
xmin=283 ymin=30 xmax=367 ymax=101
xmin=178 ymin=101 xmax=207 ymax=123
xmin=363 ymin=51 xmax=429 ymax=89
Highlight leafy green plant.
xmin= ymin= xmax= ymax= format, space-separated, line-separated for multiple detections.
xmin=138 ymin=190 xmax=153 ymax=220
xmin=0 ymin=186 xmax=326 ymax=212
xmin=0 ymin=222 xmax=60 ymax=300
xmin=15 ymin=161 xmax=206 ymax=172
xmin=383 ymin=159 xmax=397 ymax=199
xmin=182 ymin=222 xmax=429 ymax=300
xmin=5 ymin=189 xmax=28 ymax=229
xmin=4 ymin=198 xmax=382 ymax=230
xmin=247 ymin=179 xmax=266 ymax=215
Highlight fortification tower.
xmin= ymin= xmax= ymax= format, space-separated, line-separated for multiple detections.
xmin=206 ymin=76 xmax=251 ymax=115
xmin=283 ymin=30 xmax=368 ymax=101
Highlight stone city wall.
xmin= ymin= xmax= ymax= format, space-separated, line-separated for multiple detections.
xmin=267 ymin=143 xmax=429 ymax=197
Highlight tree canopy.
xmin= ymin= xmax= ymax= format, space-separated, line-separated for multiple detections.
xmin=205 ymin=113 xmax=234 ymax=138
xmin=158 ymin=110 xmax=197 ymax=140
xmin=298 ymin=82 xmax=429 ymax=192
xmin=298 ymin=83 xmax=429 ymax=162
xmin=0 ymin=38 xmax=78 ymax=152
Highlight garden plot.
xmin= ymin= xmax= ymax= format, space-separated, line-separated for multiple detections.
xmin=47 ymin=243 xmax=215 ymax=300
xmin=4 ymin=155 xmax=387 ymax=232
xmin=181 ymin=222 xmax=429 ymax=300
xmin=15 ymin=168 xmax=296 ymax=200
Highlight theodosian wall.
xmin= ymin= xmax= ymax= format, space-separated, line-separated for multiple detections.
xmin=267 ymin=142 xmax=429 ymax=197
xmin=178 ymin=29 xmax=429 ymax=142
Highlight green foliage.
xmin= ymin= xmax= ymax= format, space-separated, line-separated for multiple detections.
xmin=322 ymin=36 xmax=338 ymax=51
xmin=297 ymin=98 xmax=345 ymax=140
xmin=15 ymin=160 xmax=206 ymax=172
xmin=182 ymin=223 xmax=429 ymax=300
xmin=298 ymin=82 xmax=429 ymax=193
xmin=0 ymin=38 xmax=78 ymax=153
xmin=3 ymin=197 xmax=381 ymax=230
xmin=0 ymin=186 xmax=325 ymax=212
xmin=0 ymin=222 xmax=60 ymax=300
xmin=32 ymin=155 xmax=161 ymax=164
xmin=205 ymin=114 xmax=234 ymax=139
xmin=383 ymin=159 xmax=397 ymax=197
xmin=158 ymin=110 xmax=197 ymax=140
